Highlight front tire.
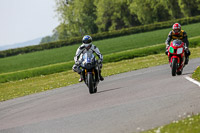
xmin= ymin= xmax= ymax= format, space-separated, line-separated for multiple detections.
xmin=172 ymin=58 xmax=177 ymax=76
xmin=88 ymin=73 xmax=95 ymax=94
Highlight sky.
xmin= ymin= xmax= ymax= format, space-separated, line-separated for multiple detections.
xmin=0 ymin=0 xmax=60 ymax=46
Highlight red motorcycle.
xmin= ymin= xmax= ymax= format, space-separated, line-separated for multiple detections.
xmin=167 ymin=40 xmax=185 ymax=76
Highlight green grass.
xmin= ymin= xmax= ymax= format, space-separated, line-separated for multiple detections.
xmin=142 ymin=113 xmax=200 ymax=133
xmin=0 ymin=61 xmax=74 ymax=83
xmin=192 ymin=66 xmax=200 ymax=81
xmin=1 ymin=36 xmax=200 ymax=83
xmin=0 ymin=44 xmax=165 ymax=83
xmin=1 ymin=46 xmax=200 ymax=102
xmin=1 ymin=22 xmax=200 ymax=73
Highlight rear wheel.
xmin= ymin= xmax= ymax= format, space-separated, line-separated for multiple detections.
xmin=172 ymin=58 xmax=177 ymax=76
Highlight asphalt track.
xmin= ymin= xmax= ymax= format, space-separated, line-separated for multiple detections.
xmin=0 ymin=58 xmax=200 ymax=133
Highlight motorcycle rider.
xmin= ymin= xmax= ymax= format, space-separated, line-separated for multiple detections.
xmin=165 ymin=23 xmax=190 ymax=64
xmin=72 ymin=35 xmax=104 ymax=82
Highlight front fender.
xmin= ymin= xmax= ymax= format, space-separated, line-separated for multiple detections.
xmin=170 ymin=56 xmax=180 ymax=63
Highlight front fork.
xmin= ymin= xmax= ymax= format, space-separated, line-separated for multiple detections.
xmin=169 ymin=56 xmax=185 ymax=72
xmin=82 ymin=69 xmax=95 ymax=83
xmin=169 ymin=53 xmax=185 ymax=65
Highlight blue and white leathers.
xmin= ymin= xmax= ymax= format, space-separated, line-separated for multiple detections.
xmin=72 ymin=43 xmax=103 ymax=73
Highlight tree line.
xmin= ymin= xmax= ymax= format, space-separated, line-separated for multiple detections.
xmin=40 ymin=0 xmax=200 ymax=43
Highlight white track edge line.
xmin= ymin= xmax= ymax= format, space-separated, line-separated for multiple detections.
xmin=185 ymin=76 xmax=200 ymax=87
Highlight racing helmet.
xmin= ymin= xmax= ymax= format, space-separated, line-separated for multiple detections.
xmin=172 ymin=23 xmax=181 ymax=35
xmin=82 ymin=35 xmax=92 ymax=44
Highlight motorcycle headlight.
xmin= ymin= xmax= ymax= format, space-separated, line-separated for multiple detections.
xmin=177 ymin=48 xmax=183 ymax=54
xmin=87 ymin=63 xmax=91 ymax=68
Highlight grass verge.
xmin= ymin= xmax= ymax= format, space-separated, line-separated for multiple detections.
xmin=142 ymin=113 xmax=200 ymax=133
xmin=192 ymin=66 xmax=200 ymax=81
xmin=0 ymin=47 xmax=200 ymax=102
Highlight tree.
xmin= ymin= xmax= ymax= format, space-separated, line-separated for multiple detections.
xmin=160 ymin=0 xmax=183 ymax=19
xmin=178 ymin=0 xmax=200 ymax=17
xmin=55 ymin=23 xmax=68 ymax=40
xmin=40 ymin=36 xmax=53 ymax=44
xmin=55 ymin=0 xmax=97 ymax=37
xmin=94 ymin=0 xmax=139 ymax=32
xmin=197 ymin=0 xmax=200 ymax=10
xmin=129 ymin=0 xmax=170 ymax=24
xmin=53 ymin=0 xmax=200 ymax=40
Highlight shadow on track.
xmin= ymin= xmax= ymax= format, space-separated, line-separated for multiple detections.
xmin=97 ymin=87 xmax=122 ymax=94
xmin=182 ymin=72 xmax=193 ymax=76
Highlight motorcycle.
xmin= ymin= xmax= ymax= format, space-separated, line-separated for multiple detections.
xmin=79 ymin=51 xmax=100 ymax=94
xmin=167 ymin=39 xmax=185 ymax=76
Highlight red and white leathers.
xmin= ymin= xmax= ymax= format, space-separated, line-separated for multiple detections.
xmin=165 ymin=23 xmax=190 ymax=65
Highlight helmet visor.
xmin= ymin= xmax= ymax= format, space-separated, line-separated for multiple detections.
xmin=174 ymin=29 xmax=180 ymax=33
xmin=83 ymin=39 xmax=91 ymax=44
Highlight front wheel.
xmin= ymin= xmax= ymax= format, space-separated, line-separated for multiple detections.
xmin=87 ymin=73 xmax=96 ymax=94
xmin=172 ymin=58 xmax=178 ymax=76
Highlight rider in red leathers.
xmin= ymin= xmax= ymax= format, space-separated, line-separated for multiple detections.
xmin=165 ymin=23 xmax=190 ymax=64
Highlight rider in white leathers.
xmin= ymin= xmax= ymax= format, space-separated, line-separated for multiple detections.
xmin=72 ymin=35 xmax=104 ymax=82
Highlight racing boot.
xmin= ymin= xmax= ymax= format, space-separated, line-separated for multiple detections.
xmin=79 ymin=75 xmax=83 ymax=82
xmin=185 ymin=56 xmax=189 ymax=65
xmin=165 ymin=50 xmax=168 ymax=55
xmin=184 ymin=49 xmax=190 ymax=65
xmin=99 ymin=70 xmax=104 ymax=81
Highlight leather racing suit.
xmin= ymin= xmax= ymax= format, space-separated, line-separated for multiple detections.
xmin=165 ymin=30 xmax=190 ymax=64
xmin=72 ymin=43 xmax=104 ymax=81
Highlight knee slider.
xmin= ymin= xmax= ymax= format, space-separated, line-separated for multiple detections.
xmin=72 ymin=65 xmax=78 ymax=72
xmin=72 ymin=65 xmax=81 ymax=74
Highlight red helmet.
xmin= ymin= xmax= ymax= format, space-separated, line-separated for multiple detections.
xmin=172 ymin=23 xmax=181 ymax=35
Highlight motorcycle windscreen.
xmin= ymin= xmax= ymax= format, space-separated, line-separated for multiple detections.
xmin=81 ymin=51 xmax=95 ymax=69
xmin=173 ymin=40 xmax=182 ymax=47
xmin=82 ymin=52 xmax=95 ymax=63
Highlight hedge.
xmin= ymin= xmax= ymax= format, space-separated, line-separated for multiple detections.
xmin=1 ymin=15 xmax=200 ymax=58
xmin=0 ymin=61 xmax=74 ymax=83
